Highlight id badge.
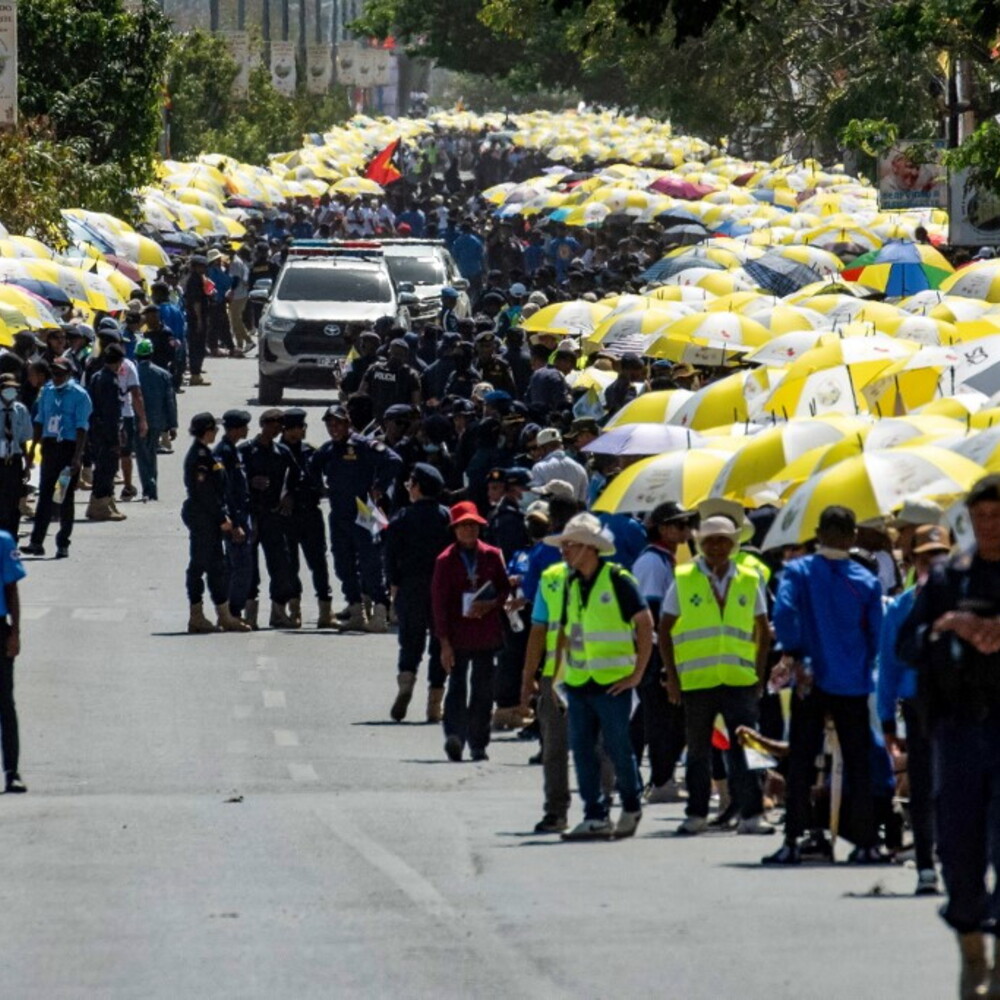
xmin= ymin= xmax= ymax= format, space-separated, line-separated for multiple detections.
xmin=462 ymin=591 xmax=476 ymax=617
xmin=47 ymin=415 xmax=62 ymax=436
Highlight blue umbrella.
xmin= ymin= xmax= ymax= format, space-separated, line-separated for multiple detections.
xmin=5 ymin=277 xmax=72 ymax=309
xmin=642 ymin=255 xmax=724 ymax=284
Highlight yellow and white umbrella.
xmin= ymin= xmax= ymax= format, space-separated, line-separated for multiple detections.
xmin=523 ymin=299 xmax=613 ymax=337
xmin=605 ymin=389 xmax=695 ymax=427
xmin=592 ymin=448 xmax=729 ymax=513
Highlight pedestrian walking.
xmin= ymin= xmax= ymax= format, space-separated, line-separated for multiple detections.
xmin=545 ymin=512 xmax=654 ymax=840
xmin=431 ymin=501 xmax=510 ymax=762
xmin=133 ymin=339 xmax=177 ymax=502
xmin=0 ymin=528 xmax=25 ymax=793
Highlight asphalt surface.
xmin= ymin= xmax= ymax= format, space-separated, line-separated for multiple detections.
xmin=0 ymin=355 xmax=955 ymax=999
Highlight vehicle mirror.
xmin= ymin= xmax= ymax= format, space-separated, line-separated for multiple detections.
xmin=398 ymin=292 xmax=419 ymax=307
xmin=397 ymin=281 xmax=416 ymax=293
xmin=452 ymin=278 xmax=469 ymax=291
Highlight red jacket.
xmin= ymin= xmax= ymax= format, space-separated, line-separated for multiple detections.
xmin=431 ymin=539 xmax=510 ymax=652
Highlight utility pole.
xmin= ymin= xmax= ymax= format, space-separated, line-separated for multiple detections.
xmin=209 ymin=0 xmax=219 ymax=31
xmin=281 ymin=0 xmax=290 ymax=41
xmin=237 ymin=0 xmax=245 ymax=31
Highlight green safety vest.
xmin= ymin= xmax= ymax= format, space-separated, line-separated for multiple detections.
xmin=538 ymin=562 xmax=568 ymax=679
xmin=671 ymin=561 xmax=760 ymax=692
xmin=563 ymin=562 xmax=637 ymax=688
xmin=737 ymin=549 xmax=771 ymax=585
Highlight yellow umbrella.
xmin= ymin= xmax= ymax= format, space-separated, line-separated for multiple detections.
xmin=643 ymin=285 xmax=716 ymax=305
xmin=762 ymin=447 xmax=985 ymax=548
xmin=669 ymin=369 xmax=780 ymax=430
xmin=330 ymin=176 xmax=385 ymax=197
xmin=584 ymin=308 xmax=678 ymax=354
xmin=0 ymin=284 xmax=63 ymax=327
xmin=593 ymin=448 xmax=729 ymax=513
xmin=939 ymin=262 xmax=1000 ymax=302
xmin=648 ymin=311 xmax=774 ymax=355
xmin=605 ymin=389 xmax=695 ymax=428
xmin=523 ymin=299 xmax=613 ymax=337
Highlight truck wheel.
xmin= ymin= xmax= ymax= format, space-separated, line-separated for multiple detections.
xmin=259 ymin=373 xmax=283 ymax=405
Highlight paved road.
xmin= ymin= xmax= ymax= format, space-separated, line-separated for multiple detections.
xmin=0 ymin=356 xmax=954 ymax=998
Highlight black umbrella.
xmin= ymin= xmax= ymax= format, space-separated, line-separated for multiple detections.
xmin=642 ymin=255 xmax=724 ymax=283
xmin=660 ymin=223 xmax=711 ymax=247
xmin=744 ymin=253 xmax=824 ymax=296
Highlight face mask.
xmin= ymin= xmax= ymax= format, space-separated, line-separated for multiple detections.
xmin=424 ymin=443 xmax=441 ymax=454
xmin=0 ymin=388 xmax=16 ymax=403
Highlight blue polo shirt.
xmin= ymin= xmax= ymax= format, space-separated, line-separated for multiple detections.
xmin=33 ymin=380 xmax=93 ymax=442
xmin=0 ymin=531 xmax=25 ymax=615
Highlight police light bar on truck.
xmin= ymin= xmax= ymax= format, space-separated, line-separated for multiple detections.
xmin=286 ymin=240 xmax=386 ymax=261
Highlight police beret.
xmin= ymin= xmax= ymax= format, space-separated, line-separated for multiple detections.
xmin=323 ymin=404 xmax=349 ymax=422
xmin=486 ymin=467 xmax=505 ymax=483
xmin=189 ymin=411 xmax=217 ymax=435
xmin=483 ymin=389 xmax=512 ymax=406
xmin=441 ymin=287 xmax=459 ymax=299
xmin=383 ymin=403 xmax=416 ymax=422
xmin=281 ymin=407 xmax=307 ymax=428
xmin=222 ymin=408 xmax=252 ymax=429
xmin=504 ymin=467 xmax=532 ymax=487
xmin=260 ymin=408 xmax=284 ymax=424
xmin=410 ymin=462 xmax=444 ymax=496
xmin=449 ymin=399 xmax=476 ymax=416
xmin=97 ymin=317 xmax=120 ymax=334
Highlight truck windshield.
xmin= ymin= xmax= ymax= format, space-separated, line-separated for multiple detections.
xmin=277 ymin=265 xmax=393 ymax=302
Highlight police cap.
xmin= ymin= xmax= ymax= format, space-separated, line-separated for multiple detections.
xmin=410 ymin=462 xmax=444 ymax=497
xmin=189 ymin=411 xmax=217 ymax=436
xmin=222 ymin=408 xmax=252 ymax=429
xmin=383 ymin=403 xmax=416 ymax=423
xmin=323 ymin=404 xmax=350 ymax=423
xmin=281 ymin=407 xmax=307 ymax=429
xmin=486 ymin=467 xmax=505 ymax=484
xmin=260 ymin=408 xmax=284 ymax=425
xmin=504 ymin=467 xmax=532 ymax=487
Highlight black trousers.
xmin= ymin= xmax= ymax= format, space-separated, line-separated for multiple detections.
xmin=285 ymin=506 xmax=331 ymax=601
xmin=31 ymin=439 xmax=77 ymax=549
xmin=495 ymin=616 xmax=528 ymax=709
xmin=251 ymin=513 xmax=296 ymax=604
xmin=183 ymin=508 xmax=228 ymax=606
xmin=91 ymin=437 xmax=119 ymax=500
xmin=638 ymin=658 xmax=687 ymax=788
xmin=188 ymin=321 xmax=206 ymax=376
xmin=785 ymin=687 xmax=875 ymax=847
xmin=396 ymin=580 xmax=445 ymax=687
xmin=0 ymin=456 xmax=22 ymax=539
xmin=444 ymin=650 xmax=495 ymax=754
xmin=0 ymin=626 xmax=18 ymax=775
xmin=902 ymin=699 xmax=935 ymax=871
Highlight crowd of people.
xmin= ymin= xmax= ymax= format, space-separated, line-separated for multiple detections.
xmin=3 ymin=122 xmax=998 ymax=998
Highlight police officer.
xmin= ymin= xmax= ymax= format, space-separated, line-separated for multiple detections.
xmin=379 ymin=403 xmax=423 ymax=506
xmin=440 ymin=287 xmax=460 ymax=332
xmin=182 ymin=412 xmax=249 ymax=634
xmin=474 ymin=331 xmax=517 ymax=396
xmin=214 ymin=409 xmax=254 ymax=628
xmin=358 ymin=339 xmax=422 ymax=422
xmin=487 ymin=467 xmax=531 ymax=563
xmin=310 ymin=404 xmax=401 ymax=633
xmin=384 ymin=463 xmax=451 ymax=722
xmin=240 ymin=409 xmax=298 ymax=629
xmin=280 ymin=407 xmax=334 ymax=629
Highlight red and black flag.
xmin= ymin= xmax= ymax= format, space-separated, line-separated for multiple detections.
xmin=364 ymin=138 xmax=403 ymax=187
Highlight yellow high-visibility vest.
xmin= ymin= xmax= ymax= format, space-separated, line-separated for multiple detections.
xmin=671 ymin=561 xmax=760 ymax=692
xmin=538 ymin=562 xmax=568 ymax=679
xmin=563 ymin=562 xmax=637 ymax=688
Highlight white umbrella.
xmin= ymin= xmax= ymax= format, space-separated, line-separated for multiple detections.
xmin=582 ymin=423 xmax=705 ymax=456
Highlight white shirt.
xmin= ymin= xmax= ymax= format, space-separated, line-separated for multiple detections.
xmin=117 ymin=359 xmax=140 ymax=418
xmin=228 ymin=255 xmax=250 ymax=301
xmin=530 ymin=449 xmax=589 ymax=503
xmin=662 ymin=557 xmax=768 ymax=617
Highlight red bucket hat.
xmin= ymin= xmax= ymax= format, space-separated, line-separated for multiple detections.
xmin=449 ymin=501 xmax=486 ymax=527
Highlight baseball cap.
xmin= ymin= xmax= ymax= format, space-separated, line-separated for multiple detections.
xmin=535 ymin=479 xmax=575 ymax=500
xmin=536 ymin=428 xmax=562 ymax=448
xmin=323 ymin=405 xmax=349 ymax=422
xmin=222 ymin=409 xmax=252 ymax=429
xmin=912 ymin=524 xmax=953 ymax=555
xmin=281 ymin=407 xmax=307 ymax=429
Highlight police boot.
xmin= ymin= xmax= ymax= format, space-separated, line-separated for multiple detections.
xmin=188 ymin=603 xmax=219 ymax=634
xmin=987 ymin=937 xmax=1000 ymax=999
xmin=426 ymin=687 xmax=445 ymax=724
xmin=287 ymin=597 xmax=303 ymax=629
xmin=244 ymin=599 xmax=260 ymax=631
xmin=959 ymin=932 xmax=989 ymax=999
xmin=216 ymin=602 xmax=252 ymax=633
xmin=335 ymin=603 xmax=366 ymax=631
xmin=107 ymin=498 xmax=127 ymax=521
xmin=316 ymin=600 xmax=335 ymax=629
xmin=365 ymin=603 xmax=388 ymax=634
xmin=269 ymin=601 xmax=296 ymax=629
xmin=391 ymin=671 xmax=416 ymax=722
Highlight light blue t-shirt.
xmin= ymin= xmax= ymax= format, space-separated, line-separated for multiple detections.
xmin=0 ymin=531 xmax=25 ymax=616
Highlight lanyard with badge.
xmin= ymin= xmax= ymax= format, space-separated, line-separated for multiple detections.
xmin=47 ymin=387 xmax=65 ymax=439
xmin=460 ymin=547 xmax=479 ymax=617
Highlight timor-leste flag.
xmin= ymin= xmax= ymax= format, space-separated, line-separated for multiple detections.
xmin=364 ymin=138 xmax=402 ymax=187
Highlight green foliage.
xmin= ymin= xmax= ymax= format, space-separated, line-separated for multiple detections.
xmin=945 ymin=120 xmax=1000 ymax=195
xmin=18 ymin=0 xmax=172 ymax=219
xmin=166 ymin=33 xmax=351 ymax=164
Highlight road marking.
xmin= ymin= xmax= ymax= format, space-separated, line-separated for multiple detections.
xmin=274 ymin=729 xmax=300 ymax=747
xmin=262 ymin=689 xmax=286 ymax=709
xmin=232 ymin=705 xmax=252 ymax=720
xmin=287 ymin=763 xmax=318 ymax=782
xmin=20 ymin=607 xmax=51 ymax=620
xmin=72 ymin=607 xmax=128 ymax=622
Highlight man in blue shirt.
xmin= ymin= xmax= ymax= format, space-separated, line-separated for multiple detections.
xmin=22 ymin=358 xmax=92 ymax=558
xmin=451 ymin=221 xmax=485 ymax=299
xmin=764 ymin=505 xmax=885 ymax=865
xmin=544 ymin=223 xmax=581 ymax=285
xmin=151 ymin=281 xmax=187 ymax=392
xmin=0 ymin=529 xmax=26 ymax=792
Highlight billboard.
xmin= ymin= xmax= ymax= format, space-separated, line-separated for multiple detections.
xmin=306 ymin=43 xmax=332 ymax=94
xmin=224 ymin=31 xmax=250 ymax=98
xmin=949 ymin=167 xmax=1000 ymax=247
xmin=878 ymin=142 xmax=946 ymax=211
xmin=335 ymin=42 xmax=361 ymax=86
xmin=270 ymin=40 xmax=297 ymax=96
xmin=0 ymin=1 xmax=16 ymax=128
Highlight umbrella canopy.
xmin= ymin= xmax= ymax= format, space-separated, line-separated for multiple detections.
xmin=649 ymin=177 xmax=717 ymax=199
xmin=592 ymin=448 xmax=729 ymax=513
xmin=582 ymin=423 xmax=705 ymax=456
xmin=669 ymin=369 xmax=780 ymax=429
xmin=5 ymin=277 xmax=72 ymax=310
xmin=605 ymin=389 xmax=695 ymax=427
xmin=744 ymin=252 xmax=824 ymax=296
xmin=522 ymin=299 xmax=613 ymax=337
xmin=841 ymin=240 xmax=953 ymax=297
xmin=761 ymin=446 xmax=985 ymax=548
xmin=641 ymin=255 xmax=725 ymax=284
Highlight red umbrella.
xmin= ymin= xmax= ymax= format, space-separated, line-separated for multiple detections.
xmin=105 ymin=255 xmax=143 ymax=285
xmin=649 ymin=177 xmax=717 ymax=200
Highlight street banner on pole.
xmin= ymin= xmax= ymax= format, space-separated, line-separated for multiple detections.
xmin=0 ymin=1 xmax=17 ymax=128
xmin=306 ymin=43 xmax=332 ymax=94
xmin=270 ymin=39 xmax=297 ymax=96
xmin=225 ymin=31 xmax=251 ymax=98
xmin=877 ymin=141 xmax=946 ymax=211
xmin=335 ymin=42 xmax=360 ymax=86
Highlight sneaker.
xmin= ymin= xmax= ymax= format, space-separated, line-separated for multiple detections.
xmin=20 ymin=542 xmax=43 ymax=556
xmin=470 ymin=749 xmax=489 ymax=762
xmin=119 ymin=485 xmax=138 ymax=502
xmin=736 ymin=814 xmax=776 ymax=836
xmin=614 ymin=809 xmax=642 ymax=839
xmin=444 ymin=735 xmax=463 ymax=762
xmin=5 ymin=772 xmax=26 ymax=793
xmin=675 ymin=816 xmax=709 ymax=836
xmin=560 ymin=818 xmax=614 ymax=841
xmin=762 ymin=843 xmax=801 ymax=866
xmin=799 ymin=832 xmax=834 ymax=862
xmin=915 ymin=868 xmax=940 ymax=896
xmin=644 ymin=779 xmax=687 ymax=804
xmin=55 ymin=546 xmax=69 ymax=559
xmin=708 ymin=802 xmax=739 ymax=830
xmin=533 ymin=814 xmax=568 ymax=834
xmin=528 ymin=750 xmax=543 ymax=765
xmin=848 ymin=846 xmax=891 ymax=865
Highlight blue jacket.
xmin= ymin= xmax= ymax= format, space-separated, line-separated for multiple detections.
xmin=773 ymin=554 xmax=883 ymax=696
xmin=309 ymin=433 xmax=401 ymax=516
xmin=137 ymin=360 xmax=177 ymax=431
xmin=596 ymin=512 xmax=646 ymax=571
xmin=876 ymin=587 xmax=918 ymax=725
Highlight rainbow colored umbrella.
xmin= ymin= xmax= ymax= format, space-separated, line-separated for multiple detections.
xmin=840 ymin=240 xmax=953 ymax=298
